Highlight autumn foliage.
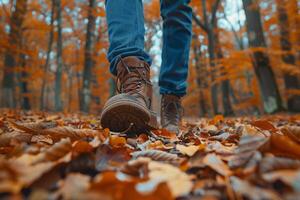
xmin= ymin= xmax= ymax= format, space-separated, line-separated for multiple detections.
xmin=0 ymin=0 xmax=299 ymax=116
xmin=0 ymin=110 xmax=300 ymax=199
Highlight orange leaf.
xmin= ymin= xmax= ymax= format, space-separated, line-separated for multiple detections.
xmin=250 ymin=120 xmax=277 ymax=132
xmin=73 ymin=141 xmax=93 ymax=154
xmin=271 ymin=133 xmax=300 ymax=158
xmin=109 ymin=136 xmax=126 ymax=148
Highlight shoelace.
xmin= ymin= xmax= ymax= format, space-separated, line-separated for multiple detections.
xmin=116 ymin=57 xmax=152 ymax=97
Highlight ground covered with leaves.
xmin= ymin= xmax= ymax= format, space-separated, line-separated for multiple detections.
xmin=1 ymin=110 xmax=300 ymax=199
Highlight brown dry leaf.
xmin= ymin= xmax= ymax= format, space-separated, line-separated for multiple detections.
xmin=205 ymin=124 xmax=218 ymax=132
xmin=230 ymin=176 xmax=281 ymax=200
xmin=240 ymin=124 xmax=269 ymax=137
xmin=34 ymin=138 xmax=72 ymax=163
xmin=9 ymin=121 xmax=58 ymax=133
xmin=147 ymin=140 xmax=174 ymax=150
xmin=271 ymin=132 xmax=300 ymax=158
xmin=259 ymin=156 xmax=300 ymax=173
xmin=208 ymin=132 xmax=239 ymax=143
xmin=18 ymin=162 xmax=56 ymax=187
xmin=228 ymin=135 xmax=269 ymax=169
xmin=282 ymin=125 xmax=300 ymax=143
xmin=90 ymin=171 xmax=174 ymax=200
xmin=131 ymin=150 xmax=180 ymax=164
xmin=57 ymin=173 xmax=91 ymax=200
xmin=89 ymin=136 xmax=101 ymax=148
xmin=121 ymin=157 xmax=150 ymax=177
xmin=176 ymin=144 xmax=204 ymax=157
xmin=152 ymin=129 xmax=177 ymax=141
xmin=95 ymin=144 xmax=131 ymax=171
xmin=31 ymin=135 xmax=53 ymax=145
xmin=262 ymin=170 xmax=300 ymax=192
xmin=10 ymin=121 xmax=98 ymax=142
xmin=250 ymin=120 xmax=277 ymax=132
xmin=0 ymin=158 xmax=23 ymax=193
xmin=241 ymin=151 xmax=262 ymax=175
xmin=203 ymin=153 xmax=232 ymax=176
xmin=0 ymin=131 xmax=32 ymax=147
xmin=148 ymin=160 xmax=193 ymax=198
xmin=206 ymin=141 xmax=236 ymax=156
xmin=0 ymin=157 xmax=56 ymax=193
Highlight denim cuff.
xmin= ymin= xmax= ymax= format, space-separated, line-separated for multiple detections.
xmin=160 ymin=87 xmax=186 ymax=97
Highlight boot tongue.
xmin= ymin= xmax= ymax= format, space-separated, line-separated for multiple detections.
xmin=116 ymin=57 xmax=152 ymax=108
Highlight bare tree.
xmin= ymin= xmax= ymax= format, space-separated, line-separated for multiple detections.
xmin=2 ymin=0 xmax=28 ymax=108
xmin=192 ymin=0 xmax=224 ymax=114
xmin=80 ymin=0 xmax=96 ymax=112
xmin=40 ymin=0 xmax=55 ymax=110
xmin=242 ymin=0 xmax=283 ymax=113
xmin=192 ymin=34 xmax=208 ymax=116
xmin=276 ymin=0 xmax=300 ymax=111
xmin=54 ymin=0 xmax=63 ymax=111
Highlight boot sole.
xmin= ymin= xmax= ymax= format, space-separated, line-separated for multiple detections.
xmin=100 ymin=98 xmax=151 ymax=134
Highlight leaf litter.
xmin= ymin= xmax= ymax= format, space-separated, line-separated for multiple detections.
xmin=0 ymin=110 xmax=300 ymax=199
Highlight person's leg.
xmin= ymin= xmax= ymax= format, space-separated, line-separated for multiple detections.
xmin=101 ymin=0 xmax=157 ymax=134
xmin=159 ymin=0 xmax=192 ymax=96
xmin=105 ymin=0 xmax=152 ymax=75
xmin=159 ymin=0 xmax=192 ymax=134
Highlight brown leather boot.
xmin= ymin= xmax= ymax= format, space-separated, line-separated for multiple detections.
xmin=100 ymin=56 xmax=157 ymax=134
xmin=160 ymin=94 xmax=183 ymax=134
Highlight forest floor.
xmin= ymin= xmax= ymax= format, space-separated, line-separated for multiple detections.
xmin=1 ymin=110 xmax=300 ymax=199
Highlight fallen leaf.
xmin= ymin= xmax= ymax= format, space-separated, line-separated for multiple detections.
xmin=271 ymin=132 xmax=300 ymax=158
xmin=203 ymin=153 xmax=232 ymax=176
xmin=57 ymin=173 xmax=91 ymax=200
xmin=282 ymin=125 xmax=300 ymax=143
xmin=90 ymin=171 xmax=173 ymax=200
xmin=262 ymin=170 xmax=300 ymax=192
xmin=31 ymin=135 xmax=53 ymax=145
xmin=210 ymin=115 xmax=224 ymax=125
xmin=148 ymin=160 xmax=193 ymax=197
xmin=152 ymin=129 xmax=177 ymax=141
xmin=109 ymin=135 xmax=126 ymax=148
xmin=34 ymin=138 xmax=72 ymax=163
xmin=230 ymin=176 xmax=281 ymax=200
xmin=259 ymin=156 xmax=300 ymax=173
xmin=72 ymin=140 xmax=94 ymax=155
xmin=10 ymin=121 xmax=98 ymax=142
xmin=131 ymin=150 xmax=180 ymax=164
xmin=250 ymin=120 xmax=277 ymax=132
xmin=176 ymin=144 xmax=203 ymax=156
xmin=228 ymin=135 xmax=269 ymax=169
xmin=95 ymin=144 xmax=131 ymax=171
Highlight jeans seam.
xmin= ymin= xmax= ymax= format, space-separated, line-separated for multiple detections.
xmin=134 ymin=0 xmax=139 ymax=47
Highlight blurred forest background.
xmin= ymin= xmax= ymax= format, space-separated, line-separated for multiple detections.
xmin=0 ymin=0 xmax=299 ymax=117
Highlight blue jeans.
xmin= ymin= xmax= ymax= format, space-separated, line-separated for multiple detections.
xmin=105 ymin=0 xmax=192 ymax=96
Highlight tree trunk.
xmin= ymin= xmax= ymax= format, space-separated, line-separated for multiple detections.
xmin=80 ymin=0 xmax=96 ymax=112
xmin=277 ymin=0 xmax=300 ymax=111
xmin=290 ymin=0 xmax=300 ymax=63
xmin=192 ymin=35 xmax=207 ymax=117
xmin=2 ymin=0 xmax=27 ymax=108
xmin=207 ymin=28 xmax=220 ymax=114
xmin=215 ymin=36 xmax=234 ymax=116
xmin=54 ymin=0 xmax=63 ymax=111
xmin=19 ymin=53 xmax=30 ymax=110
xmin=40 ymin=0 xmax=55 ymax=110
xmin=242 ymin=0 xmax=283 ymax=113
